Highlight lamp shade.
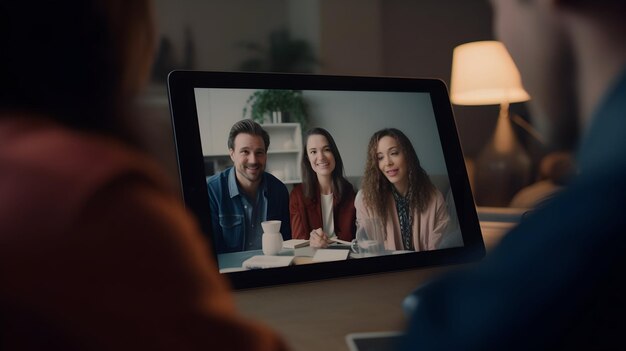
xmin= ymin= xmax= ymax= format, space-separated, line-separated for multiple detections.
xmin=450 ymin=40 xmax=530 ymax=105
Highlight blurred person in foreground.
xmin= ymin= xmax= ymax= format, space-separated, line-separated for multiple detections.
xmin=0 ymin=1 xmax=286 ymax=349
xmin=402 ymin=0 xmax=626 ymax=349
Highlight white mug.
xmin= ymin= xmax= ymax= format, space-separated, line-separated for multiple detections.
xmin=261 ymin=220 xmax=283 ymax=255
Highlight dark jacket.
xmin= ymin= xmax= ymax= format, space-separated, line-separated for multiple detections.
xmin=207 ymin=167 xmax=291 ymax=253
xmin=401 ymin=69 xmax=626 ymax=350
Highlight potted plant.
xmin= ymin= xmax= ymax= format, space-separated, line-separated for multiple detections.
xmin=243 ymin=89 xmax=308 ymax=129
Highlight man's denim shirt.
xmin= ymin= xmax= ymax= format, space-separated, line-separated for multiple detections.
xmin=207 ymin=167 xmax=291 ymax=254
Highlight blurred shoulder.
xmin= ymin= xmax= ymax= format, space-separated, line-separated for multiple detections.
xmin=0 ymin=116 xmax=174 ymax=223
xmin=3 ymin=117 xmax=168 ymax=182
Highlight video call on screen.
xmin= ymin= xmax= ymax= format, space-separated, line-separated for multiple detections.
xmin=194 ymin=88 xmax=464 ymax=272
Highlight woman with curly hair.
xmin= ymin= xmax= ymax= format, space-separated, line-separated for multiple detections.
xmin=290 ymin=128 xmax=356 ymax=248
xmin=355 ymin=128 xmax=449 ymax=251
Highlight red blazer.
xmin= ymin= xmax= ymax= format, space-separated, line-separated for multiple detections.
xmin=289 ymin=183 xmax=356 ymax=241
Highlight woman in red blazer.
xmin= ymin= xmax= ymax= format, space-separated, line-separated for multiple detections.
xmin=289 ymin=128 xmax=356 ymax=247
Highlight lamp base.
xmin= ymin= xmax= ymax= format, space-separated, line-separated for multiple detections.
xmin=474 ymin=104 xmax=532 ymax=207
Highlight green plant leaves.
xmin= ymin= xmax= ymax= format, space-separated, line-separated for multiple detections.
xmin=243 ymin=89 xmax=308 ymax=130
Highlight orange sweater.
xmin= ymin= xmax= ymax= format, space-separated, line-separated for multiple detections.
xmin=0 ymin=116 xmax=287 ymax=350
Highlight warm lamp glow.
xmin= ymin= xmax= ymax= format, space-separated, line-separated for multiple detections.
xmin=450 ymin=41 xmax=533 ymax=207
xmin=450 ymin=41 xmax=530 ymax=105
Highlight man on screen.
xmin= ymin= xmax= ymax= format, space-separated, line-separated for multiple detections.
xmin=208 ymin=119 xmax=291 ymax=253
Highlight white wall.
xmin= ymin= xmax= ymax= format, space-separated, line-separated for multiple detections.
xmin=195 ymin=88 xmax=256 ymax=155
xmin=304 ymin=90 xmax=447 ymax=177
xmin=195 ymin=88 xmax=448 ymax=179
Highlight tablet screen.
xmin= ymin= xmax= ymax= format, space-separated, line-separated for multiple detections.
xmin=168 ymin=71 xmax=484 ymax=288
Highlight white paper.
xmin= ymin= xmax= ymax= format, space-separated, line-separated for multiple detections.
xmin=283 ymin=239 xmax=310 ymax=249
xmin=312 ymin=249 xmax=350 ymax=262
xmin=242 ymin=255 xmax=294 ymax=269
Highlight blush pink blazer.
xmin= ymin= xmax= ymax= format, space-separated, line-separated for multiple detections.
xmin=354 ymin=189 xmax=449 ymax=251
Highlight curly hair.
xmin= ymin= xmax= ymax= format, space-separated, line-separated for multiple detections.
xmin=361 ymin=128 xmax=435 ymax=227
xmin=300 ymin=128 xmax=353 ymax=204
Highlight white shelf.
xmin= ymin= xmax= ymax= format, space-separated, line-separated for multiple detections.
xmin=264 ymin=123 xmax=302 ymax=184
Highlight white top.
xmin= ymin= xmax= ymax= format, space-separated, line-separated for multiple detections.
xmin=320 ymin=193 xmax=335 ymax=237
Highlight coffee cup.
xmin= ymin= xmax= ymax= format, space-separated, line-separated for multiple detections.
xmin=261 ymin=220 xmax=283 ymax=255
xmin=261 ymin=220 xmax=281 ymax=234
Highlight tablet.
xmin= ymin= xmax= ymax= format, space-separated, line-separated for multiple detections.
xmin=346 ymin=331 xmax=404 ymax=351
xmin=167 ymin=71 xmax=484 ymax=289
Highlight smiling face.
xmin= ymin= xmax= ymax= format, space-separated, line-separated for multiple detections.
xmin=306 ymin=134 xmax=336 ymax=178
xmin=376 ymin=135 xmax=408 ymax=194
xmin=229 ymin=133 xmax=267 ymax=187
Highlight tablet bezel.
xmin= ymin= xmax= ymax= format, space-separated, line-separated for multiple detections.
xmin=167 ymin=70 xmax=484 ymax=289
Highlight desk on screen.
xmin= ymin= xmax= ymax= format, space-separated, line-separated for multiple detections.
xmin=218 ymin=245 xmax=348 ymax=271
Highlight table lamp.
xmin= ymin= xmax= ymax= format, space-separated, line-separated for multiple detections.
xmin=450 ymin=40 xmax=532 ymax=206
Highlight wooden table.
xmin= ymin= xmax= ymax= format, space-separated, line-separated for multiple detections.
xmin=234 ymin=222 xmax=512 ymax=350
